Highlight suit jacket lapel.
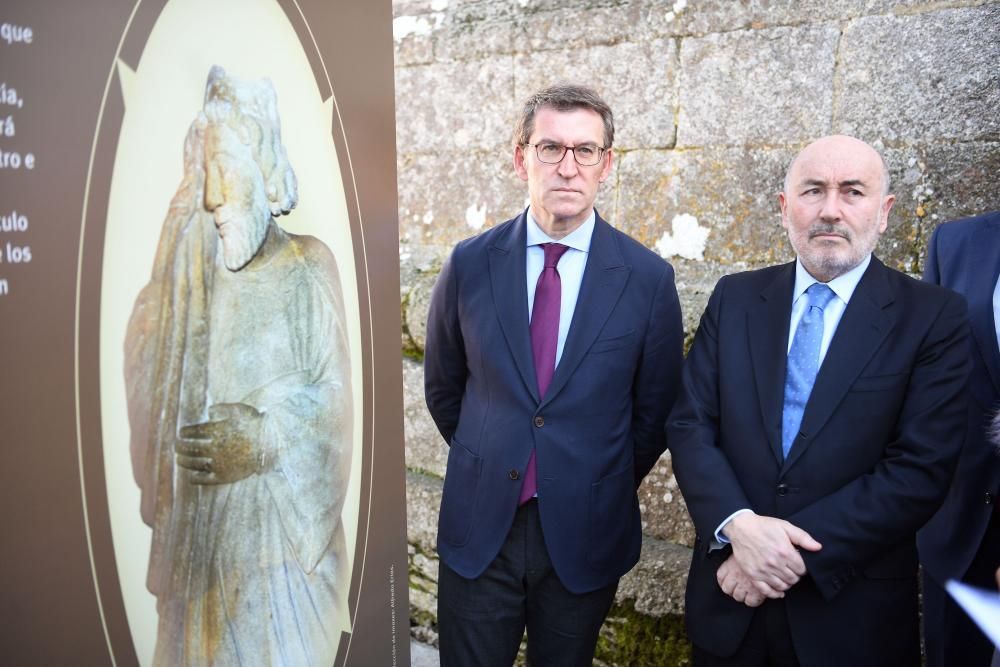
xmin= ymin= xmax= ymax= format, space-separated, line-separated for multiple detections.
xmin=748 ymin=263 xmax=795 ymax=467
xmin=540 ymin=214 xmax=630 ymax=408
xmin=782 ymin=258 xmax=895 ymax=473
xmin=488 ymin=212 xmax=539 ymax=403
xmin=969 ymin=222 xmax=1000 ymax=396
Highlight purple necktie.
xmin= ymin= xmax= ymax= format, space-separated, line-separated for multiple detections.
xmin=519 ymin=242 xmax=570 ymax=506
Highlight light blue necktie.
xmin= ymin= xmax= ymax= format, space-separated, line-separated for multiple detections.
xmin=782 ymin=283 xmax=836 ymax=459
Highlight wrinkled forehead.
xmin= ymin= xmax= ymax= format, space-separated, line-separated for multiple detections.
xmin=530 ymin=106 xmax=605 ymax=144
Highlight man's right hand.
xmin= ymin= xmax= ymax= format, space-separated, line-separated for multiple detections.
xmin=722 ymin=511 xmax=822 ymax=595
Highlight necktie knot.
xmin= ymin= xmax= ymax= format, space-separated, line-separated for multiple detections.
xmin=542 ymin=242 xmax=569 ymax=269
xmin=805 ymin=283 xmax=836 ymax=311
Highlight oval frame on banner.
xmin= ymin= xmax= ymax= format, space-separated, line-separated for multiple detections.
xmin=74 ymin=1 xmax=380 ymax=664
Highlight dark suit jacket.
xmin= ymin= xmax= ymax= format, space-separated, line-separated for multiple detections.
xmin=668 ymin=257 xmax=968 ymax=666
xmin=424 ymin=210 xmax=683 ymax=594
xmin=918 ymin=212 xmax=1000 ymax=584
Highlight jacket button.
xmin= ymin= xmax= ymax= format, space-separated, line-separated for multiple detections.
xmin=776 ymin=483 xmax=789 ymax=496
xmin=534 ymin=416 xmax=545 ymax=428
xmin=509 ymin=469 xmax=519 ymax=481
xmin=986 ymin=492 xmax=994 ymax=505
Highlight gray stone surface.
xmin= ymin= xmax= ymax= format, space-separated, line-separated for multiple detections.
xmin=410 ymin=639 xmax=440 ymax=667
xmin=396 ymin=148 xmax=525 ymax=246
xmin=619 ymin=536 xmax=692 ymax=616
xmin=835 ymin=6 xmax=1000 ymax=144
xmin=615 ymin=146 xmax=796 ymax=263
xmin=638 ymin=0 xmax=914 ymax=37
xmin=403 ymin=358 xmax=449 ymax=478
xmin=393 ymin=0 xmax=1000 ymax=654
xmin=406 ymin=469 xmax=443 ymax=551
xmin=394 ymin=56 xmax=515 ymax=155
xmin=678 ymin=24 xmax=839 ymax=146
xmin=514 ymin=39 xmax=680 ymax=149
xmin=639 ymin=454 xmax=696 ymax=547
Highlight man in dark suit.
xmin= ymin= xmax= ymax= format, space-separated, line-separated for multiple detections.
xmin=668 ymin=135 xmax=969 ymax=666
xmin=424 ymin=84 xmax=683 ymax=666
xmin=918 ymin=211 xmax=1000 ymax=667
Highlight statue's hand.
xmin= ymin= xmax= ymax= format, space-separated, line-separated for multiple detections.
xmin=177 ymin=403 xmax=265 ymax=485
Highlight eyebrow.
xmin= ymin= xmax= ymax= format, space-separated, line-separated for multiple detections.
xmin=533 ymin=137 xmax=600 ymax=146
xmin=801 ymin=178 xmax=869 ymax=189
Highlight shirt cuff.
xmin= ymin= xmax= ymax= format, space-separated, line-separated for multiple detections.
xmin=711 ymin=508 xmax=754 ymax=550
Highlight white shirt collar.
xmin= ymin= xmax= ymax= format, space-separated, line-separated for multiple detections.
xmin=792 ymin=254 xmax=872 ymax=305
xmin=526 ymin=207 xmax=595 ymax=254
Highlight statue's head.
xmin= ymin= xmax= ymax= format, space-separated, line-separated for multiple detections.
xmin=200 ymin=66 xmax=297 ymax=271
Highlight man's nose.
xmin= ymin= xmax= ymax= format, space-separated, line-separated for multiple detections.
xmin=204 ymin=161 xmax=224 ymax=211
xmin=556 ymin=148 xmax=580 ymax=177
xmin=819 ymin=190 xmax=841 ymax=221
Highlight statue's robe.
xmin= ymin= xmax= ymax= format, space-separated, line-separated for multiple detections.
xmin=126 ymin=202 xmax=352 ymax=666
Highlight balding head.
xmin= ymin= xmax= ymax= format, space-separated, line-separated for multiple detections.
xmin=784 ymin=135 xmax=891 ymax=199
xmin=778 ymin=135 xmax=896 ymax=282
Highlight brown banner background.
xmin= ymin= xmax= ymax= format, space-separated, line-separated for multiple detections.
xmin=0 ymin=1 xmax=407 ymax=665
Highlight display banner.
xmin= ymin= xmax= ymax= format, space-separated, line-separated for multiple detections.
xmin=0 ymin=1 xmax=407 ymax=665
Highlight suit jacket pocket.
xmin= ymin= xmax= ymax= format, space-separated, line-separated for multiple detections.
xmin=850 ymin=371 xmax=907 ymax=393
xmin=589 ymin=328 xmax=637 ymax=354
xmin=439 ymin=439 xmax=482 ymax=547
xmin=588 ymin=465 xmax=637 ymax=570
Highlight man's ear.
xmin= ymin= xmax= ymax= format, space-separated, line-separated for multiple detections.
xmin=513 ymin=144 xmax=529 ymax=182
xmin=778 ymin=191 xmax=789 ymax=230
xmin=598 ymin=148 xmax=614 ymax=184
xmin=878 ymin=194 xmax=895 ymax=233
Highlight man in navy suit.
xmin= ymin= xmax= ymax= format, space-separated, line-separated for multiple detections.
xmin=918 ymin=211 xmax=1000 ymax=667
xmin=668 ymin=135 xmax=968 ymax=666
xmin=424 ymin=84 xmax=683 ymax=666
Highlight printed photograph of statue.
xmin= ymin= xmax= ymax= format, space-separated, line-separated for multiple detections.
xmin=123 ymin=65 xmax=352 ymax=666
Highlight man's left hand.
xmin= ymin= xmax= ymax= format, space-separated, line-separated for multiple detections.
xmin=716 ymin=555 xmax=783 ymax=608
xmin=176 ymin=403 xmax=265 ymax=485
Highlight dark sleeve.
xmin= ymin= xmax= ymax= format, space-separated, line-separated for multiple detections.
xmin=791 ymin=291 xmax=969 ymax=600
xmin=923 ymin=223 xmax=943 ymax=285
xmin=666 ymin=276 xmax=754 ymax=547
xmin=631 ymin=262 xmax=685 ymax=484
xmin=423 ymin=248 xmax=468 ymax=445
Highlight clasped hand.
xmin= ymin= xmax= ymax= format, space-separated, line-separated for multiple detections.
xmin=719 ymin=512 xmax=822 ymax=605
xmin=176 ymin=403 xmax=265 ymax=485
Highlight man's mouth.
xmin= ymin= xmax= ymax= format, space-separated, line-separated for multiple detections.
xmin=808 ymin=224 xmax=849 ymax=242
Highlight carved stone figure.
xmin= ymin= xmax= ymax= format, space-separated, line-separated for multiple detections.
xmin=124 ymin=66 xmax=352 ymax=666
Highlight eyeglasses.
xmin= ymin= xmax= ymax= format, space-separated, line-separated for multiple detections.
xmin=524 ymin=142 xmax=607 ymax=166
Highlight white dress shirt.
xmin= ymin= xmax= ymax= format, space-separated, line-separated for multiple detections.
xmin=714 ymin=254 xmax=873 ymax=545
xmin=525 ymin=208 xmax=594 ymax=366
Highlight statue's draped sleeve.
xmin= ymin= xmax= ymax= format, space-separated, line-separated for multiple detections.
xmin=247 ymin=237 xmax=353 ymax=574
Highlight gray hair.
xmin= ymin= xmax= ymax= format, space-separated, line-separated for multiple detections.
xmin=513 ymin=83 xmax=615 ymax=149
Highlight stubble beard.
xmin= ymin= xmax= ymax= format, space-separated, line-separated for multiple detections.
xmin=791 ymin=220 xmax=881 ymax=281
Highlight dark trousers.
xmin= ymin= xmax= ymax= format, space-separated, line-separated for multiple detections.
xmin=693 ymin=600 xmax=799 ymax=667
xmin=437 ymin=499 xmax=618 ymax=667
xmin=923 ymin=511 xmax=1000 ymax=667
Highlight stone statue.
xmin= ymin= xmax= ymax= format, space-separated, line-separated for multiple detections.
xmin=124 ymin=66 xmax=352 ymax=666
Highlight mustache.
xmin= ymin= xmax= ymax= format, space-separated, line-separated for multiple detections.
xmin=808 ymin=223 xmax=851 ymax=241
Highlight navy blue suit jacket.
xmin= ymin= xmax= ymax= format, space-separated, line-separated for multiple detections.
xmin=918 ymin=212 xmax=1000 ymax=583
xmin=668 ymin=257 xmax=968 ymax=666
xmin=424 ymin=210 xmax=683 ymax=594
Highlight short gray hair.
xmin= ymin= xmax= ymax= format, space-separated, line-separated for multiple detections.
xmin=513 ymin=83 xmax=614 ymax=148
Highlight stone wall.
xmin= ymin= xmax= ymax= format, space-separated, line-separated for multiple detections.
xmin=394 ymin=0 xmax=1000 ymax=662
